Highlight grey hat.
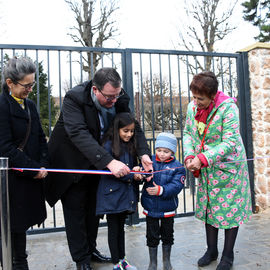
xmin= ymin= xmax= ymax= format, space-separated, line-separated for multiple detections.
xmin=155 ymin=132 xmax=177 ymax=154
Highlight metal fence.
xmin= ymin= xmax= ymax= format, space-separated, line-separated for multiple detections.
xmin=0 ymin=44 xmax=254 ymax=234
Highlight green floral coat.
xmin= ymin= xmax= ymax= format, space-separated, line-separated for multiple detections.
xmin=183 ymin=92 xmax=252 ymax=229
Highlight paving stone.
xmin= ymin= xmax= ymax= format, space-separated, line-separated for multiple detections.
xmin=2 ymin=208 xmax=269 ymax=270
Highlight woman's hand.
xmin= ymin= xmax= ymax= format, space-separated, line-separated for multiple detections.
xmin=34 ymin=167 xmax=48 ymax=179
xmin=188 ymin=156 xmax=202 ymax=172
xmin=185 ymin=158 xmax=193 ymax=171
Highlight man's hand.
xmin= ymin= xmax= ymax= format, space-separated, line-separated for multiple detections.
xmin=141 ymin=154 xmax=153 ymax=171
xmin=141 ymin=154 xmax=153 ymax=181
xmin=107 ymin=159 xmax=130 ymax=178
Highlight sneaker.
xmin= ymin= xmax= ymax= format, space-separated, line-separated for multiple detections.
xmin=113 ymin=263 xmax=124 ymax=270
xmin=121 ymin=258 xmax=137 ymax=270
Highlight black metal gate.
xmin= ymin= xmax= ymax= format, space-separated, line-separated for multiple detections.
xmin=0 ymin=44 xmax=254 ymax=234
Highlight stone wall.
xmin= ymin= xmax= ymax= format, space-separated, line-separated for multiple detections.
xmin=241 ymin=43 xmax=270 ymax=210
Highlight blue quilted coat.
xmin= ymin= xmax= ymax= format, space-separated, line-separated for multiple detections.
xmin=141 ymin=155 xmax=186 ymax=218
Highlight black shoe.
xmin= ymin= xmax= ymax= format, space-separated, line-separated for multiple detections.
xmin=76 ymin=262 xmax=93 ymax=270
xmin=198 ymin=250 xmax=218 ymax=267
xmin=91 ymin=250 xmax=111 ymax=263
xmin=13 ymin=260 xmax=29 ymax=270
xmin=216 ymin=255 xmax=233 ymax=270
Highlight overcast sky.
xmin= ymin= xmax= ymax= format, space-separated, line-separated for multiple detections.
xmin=1 ymin=0 xmax=259 ymax=52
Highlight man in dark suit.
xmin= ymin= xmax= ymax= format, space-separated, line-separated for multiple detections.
xmin=45 ymin=67 xmax=152 ymax=270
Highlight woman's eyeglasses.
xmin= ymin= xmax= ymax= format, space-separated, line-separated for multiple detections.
xmin=14 ymin=81 xmax=36 ymax=90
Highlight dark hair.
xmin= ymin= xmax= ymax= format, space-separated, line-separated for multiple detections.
xmin=2 ymin=57 xmax=36 ymax=92
xmin=103 ymin=112 xmax=136 ymax=159
xmin=190 ymin=71 xmax=218 ymax=98
xmin=92 ymin=67 xmax=121 ymax=90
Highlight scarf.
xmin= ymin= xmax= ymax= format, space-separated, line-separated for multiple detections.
xmin=194 ymin=91 xmax=221 ymax=135
xmin=91 ymin=88 xmax=115 ymax=135
xmin=11 ymin=93 xmax=25 ymax=109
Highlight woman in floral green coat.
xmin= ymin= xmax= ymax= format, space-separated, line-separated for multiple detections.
xmin=183 ymin=71 xmax=252 ymax=270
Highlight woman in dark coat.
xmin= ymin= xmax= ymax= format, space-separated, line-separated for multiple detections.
xmin=0 ymin=57 xmax=49 ymax=269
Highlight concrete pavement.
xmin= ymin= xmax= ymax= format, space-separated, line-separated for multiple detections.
xmin=22 ymin=207 xmax=270 ymax=270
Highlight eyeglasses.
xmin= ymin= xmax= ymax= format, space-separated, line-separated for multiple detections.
xmin=14 ymin=80 xmax=36 ymax=90
xmin=98 ymin=89 xmax=124 ymax=102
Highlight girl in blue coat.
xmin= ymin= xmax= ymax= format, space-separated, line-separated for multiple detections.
xmin=96 ymin=112 xmax=142 ymax=270
xmin=141 ymin=132 xmax=186 ymax=270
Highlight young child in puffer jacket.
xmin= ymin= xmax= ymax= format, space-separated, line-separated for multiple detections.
xmin=141 ymin=132 xmax=186 ymax=270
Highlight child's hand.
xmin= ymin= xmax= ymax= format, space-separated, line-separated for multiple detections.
xmin=146 ymin=181 xmax=160 ymax=196
xmin=132 ymin=166 xmax=143 ymax=181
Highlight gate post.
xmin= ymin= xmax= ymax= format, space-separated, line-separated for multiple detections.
xmin=121 ymin=49 xmax=135 ymax=113
xmin=121 ymin=50 xmax=140 ymax=225
xmin=236 ymin=52 xmax=255 ymax=212
xmin=0 ymin=157 xmax=12 ymax=270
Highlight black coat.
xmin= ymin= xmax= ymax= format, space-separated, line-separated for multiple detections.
xmin=45 ymin=80 xmax=150 ymax=207
xmin=0 ymin=90 xmax=48 ymax=232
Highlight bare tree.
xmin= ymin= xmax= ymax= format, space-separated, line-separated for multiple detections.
xmin=65 ymin=0 xmax=120 ymax=78
xmin=178 ymin=0 xmax=237 ymax=72
xmin=138 ymin=75 xmax=188 ymax=132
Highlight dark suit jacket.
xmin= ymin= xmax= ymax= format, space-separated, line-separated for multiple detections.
xmin=0 ymin=90 xmax=48 ymax=232
xmin=45 ymin=80 xmax=150 ymax=206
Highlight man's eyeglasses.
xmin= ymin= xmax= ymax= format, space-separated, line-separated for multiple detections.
xmin=14 ymin=81 xmax=36 ymax=90
xmin=98 ymin=89 xmax=124 ymax=102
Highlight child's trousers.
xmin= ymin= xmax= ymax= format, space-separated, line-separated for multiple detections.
xmin=107 ymin=212 xmax=127 ymax=264
xmin=146 ymin=216 xmax=174 ymax=247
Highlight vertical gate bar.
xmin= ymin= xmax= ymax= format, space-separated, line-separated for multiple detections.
xmin=228 ymin=57 xmax=233 ymax=97
xmin=0 ymin=157 xmax=12 ymax=270
xmin=168 ymin=54 xmax=174 ymax=132
xmin=212 ymin=56 xmax=215 ymax=72
xmin=186 ymin=55 xmax=191 ymax=100
xmin=122 ymin=49 xmax=134 ymax=113
xmin=90 ymin=52 xmax=94 ymax=80
xmin=111 ymin=53 xmax=114 ymax=68
xmin=159 ymin=54 xmax=164 ymax=131
xmin=35 ymin=50 xmax=40 ymax=113
xmin=58 ymin=51 xmax=62 ymax=110
xmin=79 ymin=51 xmax=83 ymax=84
xmin=220 ymin=57 xmax=224 ymax=92
xmin=139 ymin=53 xmax=145 ymax=131
xmin=149 ymin=54 xmax=155 ymax=143
xmin=195 ymin=55 xmax=198 ymax=73
xmin=236 ymin=52 xmax=255 ymax=212
xmin=177 ymin=55 xmax=187 ymax=213
xmin=47 ymin=50 xmax=52 ymax=137
xmin=69 ymin=51 xmax=72 ymax=88
xmin=1 ymin=49 xmax=4 ymax=86
xmin=101 ymin=52 xmax=104 ymax=67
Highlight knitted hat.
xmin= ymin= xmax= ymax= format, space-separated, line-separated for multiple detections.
xmin=155 ymin=132 xmax=177 ymax=154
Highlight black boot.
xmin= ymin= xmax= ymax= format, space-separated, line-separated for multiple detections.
xmin=148 ymin=246 xmax=157 ymax=270
xmin=162 ymin=245 xmax=172 ymax=270
xmin=12 ymin=261 xmax=29 ymax=270
xmin=197 ymin=249 xmax=218 ymax=267
xmin=216 ymin=255 xmax=233 ymax=270
xmin=76 ymin=262 xmax=93 ymax=270
xmin=12 ymin=232 xmax=29 ymax=270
